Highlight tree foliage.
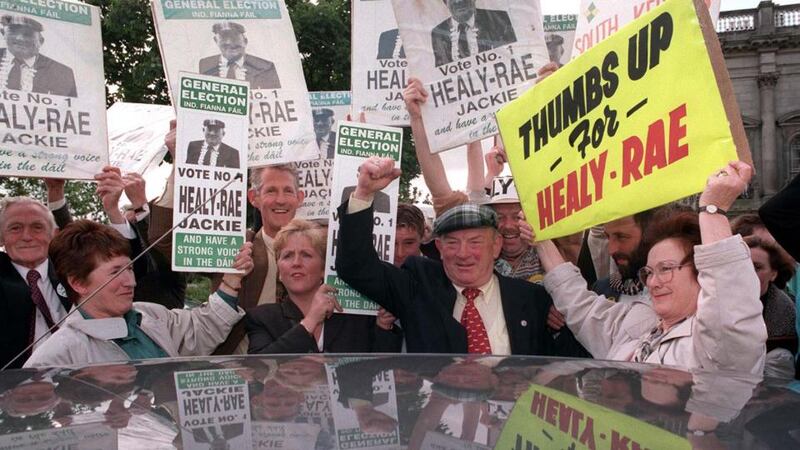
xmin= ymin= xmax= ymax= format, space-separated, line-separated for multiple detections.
xmin=0 ymin=0 xmax=422 ymax=211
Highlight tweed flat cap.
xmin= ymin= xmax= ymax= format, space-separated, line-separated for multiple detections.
xmin=203 ymin=119 xmax=225 ymax=129
xmin=433 ymin=203 xmax=497 ymax=236
xmin=212 ymin=21 xmax=245 ymax=35
xmin=1 ymin=15 xmax=43 ymax=32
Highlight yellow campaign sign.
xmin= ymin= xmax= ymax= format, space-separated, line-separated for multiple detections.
xmin=496 ymin=384 xmax=690 ymax=450
xmin=496 ymin=0 xmax=749 ymax=240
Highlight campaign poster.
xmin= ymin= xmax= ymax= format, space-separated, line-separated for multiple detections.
xmin=0 ymin=0 xmax=108 ymax=179
xmin=326 ymin=362 xmax=400 ymax=450
xmin=294 ymin=91 xmax=351 ymax=221
xmin=174 ymin=369 xmax=252 ymax=450
xmin=496 ymin=0 xmax=749 ymax=239
xmin=570 ymin=0 xmax=721 ymax=59
xmin=390 ymin=0 xmax=548 ymax=153
xmin=151 ymin=0 xmax=318 ymax=166
xmin=324 ymin=121 xmax=402 ymax=316
xmin=543 ymin=14 xmax=577 ymax=67
xmin=172 ymin=72 xmax=248 ymax=273
xmin=107 ymin=102 xmax=174 ymax=175
xmin=351 ymin=0 xmax=409 ymax=126
xmin=252 ymin=422 xmax=321 ymax=450
xmin=0 ymin=424 xmax=117 ymax=450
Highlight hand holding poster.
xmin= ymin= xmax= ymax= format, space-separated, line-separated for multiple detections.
xmin=570 ymin=0 xmax=721 ymax=60
xmin=325 ymin=121 xmax=402 ymax=315
xmin=496 ymin=0 xmax=749 ymax=240
xmin=0 ymin=0 xmax=108 ymax=179
xmin=294 ymin=91 xmax=351 ymax=221
xmin=390 ymin=0 xmax=548 ymax=153
xmin=172 ymin=72 xmax=248 ymax=273
xmin=151 ymin=0 xmax=318 ymax=166
xmin=352 ymin=0 xmax=410 ymax=126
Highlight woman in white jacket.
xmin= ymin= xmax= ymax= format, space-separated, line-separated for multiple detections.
xmin=523 ymin=161 xmax=767 ymax=375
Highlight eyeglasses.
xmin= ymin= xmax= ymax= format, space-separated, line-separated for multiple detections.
xmin=637 ymin=256 xmax=693 ymax=286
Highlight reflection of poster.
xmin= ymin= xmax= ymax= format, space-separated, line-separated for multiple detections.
xmin=0 ymin=0 xmax=108 ymax=179
xmin=543 ymin=14 xmax=577 ymax=67
xmin=324 ymin=121 xmax=402 ymax=315
xmin=497 ymin=0 xmax=747 ymax=239
xmin=0 ymin=424 xmax=117 ymax=450
xmin=352 ymin=0 xmax=409 ymax=126
xmin=497 ymin=384 xmax=690 ymax=450
xmin=295 ymin=91 xmax=351 ymax=220
xmin=326 ymin=363 xmax=400 ymax=450
xmin=107 ymin=103 xmax=174 ymax=175
xmin=570 ymin=0 xmax=721 ymax=59
xmin=252 ymin=422 xmax=321 ymax=450
xmin=172 ymin=73 xmax=248 ymax=272
xmin=151 ymin=0 xmax=317 ymax=166
xmin=391 ymin=0 xmax=548 ymax=153
xmin=174 ymin=369 xmax=252 ymax=450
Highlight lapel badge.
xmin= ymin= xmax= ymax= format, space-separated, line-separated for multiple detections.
xmin=520 ymin=320 xmax=528 ymax=327
xmin=56 ymin=284 xmax=67 ymax=298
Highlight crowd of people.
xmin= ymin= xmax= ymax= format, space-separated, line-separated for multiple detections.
xmin=1 ymin=66 xmax=799 ymax=386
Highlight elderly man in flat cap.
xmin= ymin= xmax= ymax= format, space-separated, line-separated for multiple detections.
xmin=313 ymin=108 xmax=337 ymax=159
xmin=186 ymin=119 xmax=240 ymax=169
xmin=335 ymin=156 xmax=586 ymax=357
xmin=198 ymin=21 xmax=281 ymax=90
xmin=0 ymin=14 xmax=76 ymax=97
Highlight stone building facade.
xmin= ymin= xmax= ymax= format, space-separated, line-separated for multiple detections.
xmin=718 ymin=1 xmax=800 ymax=210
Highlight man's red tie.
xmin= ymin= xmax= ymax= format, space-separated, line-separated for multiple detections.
xmin=460 ymin=288 xmax=491 ymax=354
xmin=26 ymin=270 xmax=58 ymax=347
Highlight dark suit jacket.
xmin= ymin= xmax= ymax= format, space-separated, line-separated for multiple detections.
xmin=341 ymin=186 xmax=391 ymax=214
xmin=186 ymin=140 xmax=240 ymax=169
xmin=377 ymin=28 xmax=405 ymax=59
xmin=0 ymin=49 xmax=77 ymax=97
xmin=0 ymin=254 xmax=71 ymax=369
xmin=335 ymin=202 xmax=585 ymax=356
xmin=199 ymin=54 xmax=281 ymax=90
xmin=760 ymin=173 xmax=800 ymax=261
xmin=431 ymin=9 xmax=517 ymax=67
xmin=318 ymin=131 xmax=336 ymax=159
xmin=245 ymin=298 xmax=402 ymax=354
xmin=212 ymin=229 xmax=273 ymax=355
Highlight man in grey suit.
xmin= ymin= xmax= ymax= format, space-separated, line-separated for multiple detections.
xmin=0 ymin=15 xmax=77 ymax=97
xmin=198 ymin=21 xmax=281 ymax=90
xmin=431 ymin=0 xmax=517 ymax=67
xmin=185 ymin=119 xmax=240 ymax=169
xmin=313 ymin=108 xmax=337 ymax=159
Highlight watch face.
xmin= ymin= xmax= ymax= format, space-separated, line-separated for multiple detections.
xmin=706 ymin=205 xmax=718 ymax=214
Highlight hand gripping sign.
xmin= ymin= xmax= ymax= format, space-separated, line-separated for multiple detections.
xmin=496 ymin=0 xmax=750 ymax=240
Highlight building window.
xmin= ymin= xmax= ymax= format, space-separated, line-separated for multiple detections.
xmin=792 ymin=135 xmax=800 ymax=176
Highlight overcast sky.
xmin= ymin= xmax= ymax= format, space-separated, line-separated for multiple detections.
xmin=541 ymin=0 xmax=800 ymax=14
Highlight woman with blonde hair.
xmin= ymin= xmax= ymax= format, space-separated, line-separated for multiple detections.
xmin=246 ymin=219 xmax=401 ymax=353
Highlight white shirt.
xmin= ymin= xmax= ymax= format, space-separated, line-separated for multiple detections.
xmin=452 ymin=275 xmax=511 ymax=355
xmin=12 ymin=260 xmax=68 ymax=350
xmin=197 ymin=143 xmax=219 ymax=167
xmin=219 ymin=55 xmax=247 ymax=81
xmin=5 ymin=54 xmax=37 ymax=92
xmin=448 ymin=16 xmax=478 ymax=61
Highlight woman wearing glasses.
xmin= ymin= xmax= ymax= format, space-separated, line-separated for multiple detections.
xmin=522 ymin=161 xmax=767 ymax=375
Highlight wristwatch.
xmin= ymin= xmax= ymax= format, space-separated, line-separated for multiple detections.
xmin=698 ymin=204 xmax=726 ymax=215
